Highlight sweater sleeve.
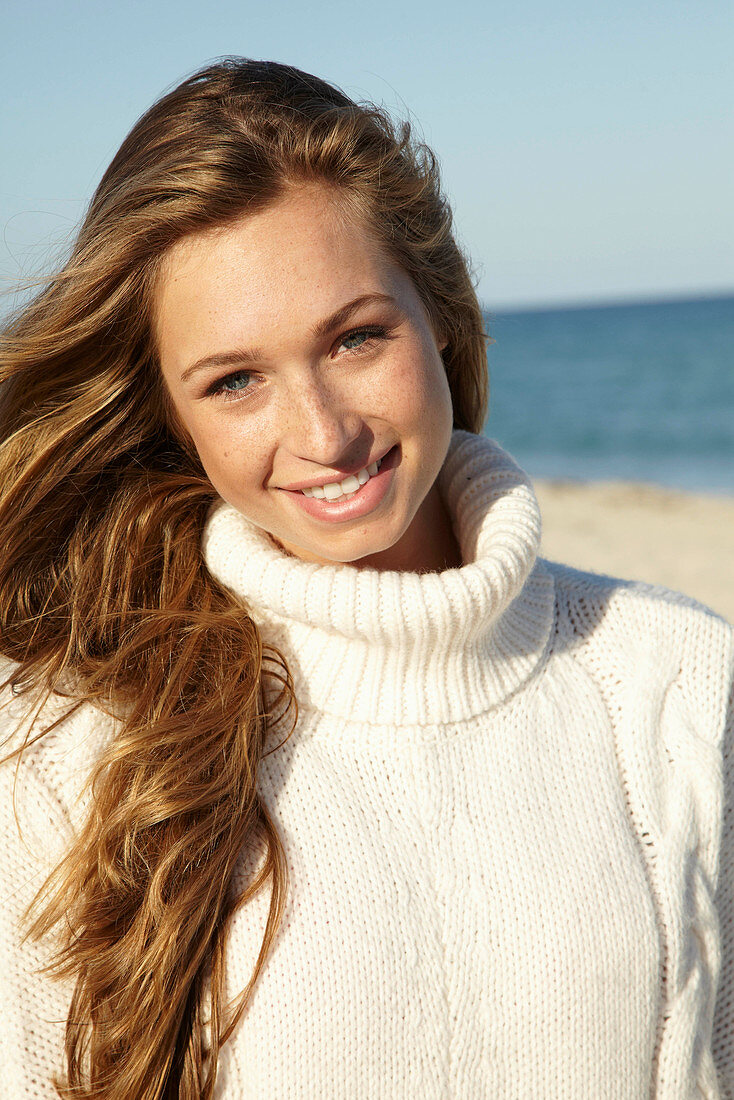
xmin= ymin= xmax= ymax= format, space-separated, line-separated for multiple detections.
xmin=0 ymin=688 xmax=77 ymax=1098
xmin=713 ymin=658 xmax=734 ymax=1100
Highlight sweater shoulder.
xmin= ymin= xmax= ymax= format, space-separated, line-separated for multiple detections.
xmin=543 ymin=558 xmax=734 ymax=735
xmin=544 ymin=557 xmax=732 ymax=642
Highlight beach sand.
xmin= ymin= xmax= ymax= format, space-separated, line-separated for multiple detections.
xmin=534 ymin=479 xmax=734 ymax=624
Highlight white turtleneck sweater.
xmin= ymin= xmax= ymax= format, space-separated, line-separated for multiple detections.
xmin=1 ymin=432 xmax=732 ymax=1099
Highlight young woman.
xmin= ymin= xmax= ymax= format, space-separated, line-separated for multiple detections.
xmin=0 ymin=58 xmax=732 ymax=1100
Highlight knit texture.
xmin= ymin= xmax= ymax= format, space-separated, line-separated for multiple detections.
xmin=1 ymin=431 xmax=732 ymax=1099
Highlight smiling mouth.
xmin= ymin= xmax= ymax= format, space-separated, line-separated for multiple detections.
xmin=282 ymin=444 xmax=400 ymax=520
xmin=299 ymin=456 xmax=384 ymax=501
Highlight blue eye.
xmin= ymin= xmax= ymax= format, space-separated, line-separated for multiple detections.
xmin=206 ymin=369 xmax=257 ymax=402
xmin=339 ymin=326 xmax=386 ymax=353
xmin=341 ymin=331 xmax=370 ymax=350
xmin=220 ymin=370 xmax=252 ymax=392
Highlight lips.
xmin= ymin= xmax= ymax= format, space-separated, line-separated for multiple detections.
xmin=281 ymin=446 xmax=393 ymax=494
xmin=282 ymin=444 xmax=400 ymax=524
xmin=301 ymin=457 xmax=382 ymax=500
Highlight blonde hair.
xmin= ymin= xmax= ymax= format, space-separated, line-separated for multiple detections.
xmin=0 ymin=58 xmax=488 ymax=1098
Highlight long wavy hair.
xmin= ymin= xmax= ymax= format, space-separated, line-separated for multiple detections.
xmin=0 ymin=58 xmax=489 ymax=1098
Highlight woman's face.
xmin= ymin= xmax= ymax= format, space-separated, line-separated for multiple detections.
xmin=155 ymin=184 xmax=457 ymax=571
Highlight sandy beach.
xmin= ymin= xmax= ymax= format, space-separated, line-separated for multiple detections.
xmin=534 ymin=479 xmax=734 ymax=624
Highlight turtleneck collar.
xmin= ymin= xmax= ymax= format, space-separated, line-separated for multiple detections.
xmin=201 ymin=431 xmax=555 ymax=726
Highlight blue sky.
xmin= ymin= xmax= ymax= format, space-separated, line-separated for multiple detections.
xmin=1 ymin=0 xmax=732 ymax=308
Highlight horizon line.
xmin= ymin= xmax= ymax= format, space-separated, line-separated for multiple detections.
xmin=483 ymin=288 xmax=734 ymax=316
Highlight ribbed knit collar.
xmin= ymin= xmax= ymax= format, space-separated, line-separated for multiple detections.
xmin=201 ymin=431 xmax=555 ymax=726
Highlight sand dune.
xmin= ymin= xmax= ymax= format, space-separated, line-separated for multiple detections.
xmin=534 ymin=479 xmax=734 ymax=624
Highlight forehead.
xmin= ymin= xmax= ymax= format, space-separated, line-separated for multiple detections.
xmin=153 ymin=184 xmax=415 ymax=363
xmin=157 ymin=184 xmax=386 ymax=306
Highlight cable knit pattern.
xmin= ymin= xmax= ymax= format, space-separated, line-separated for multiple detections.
xmin=553 ymin=564 xmax=733 ymax=1099
xmin=1 ymin=431 xmax=732 ymax=1099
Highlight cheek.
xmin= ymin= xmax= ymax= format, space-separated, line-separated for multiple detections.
xmin=390 ymin=352 xmax=452 ymax=432
xmin=182 ymin=411 xmax=266 ymax=492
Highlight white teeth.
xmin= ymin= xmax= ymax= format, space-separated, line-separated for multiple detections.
xmin=301 ymin=455 xmax=384 ymax=501
xmin=340 ymin=474 xmax=360 ymax=494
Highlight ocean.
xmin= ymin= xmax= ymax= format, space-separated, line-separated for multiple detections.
xmin=484 ymin=294 xmax=734 ymax=495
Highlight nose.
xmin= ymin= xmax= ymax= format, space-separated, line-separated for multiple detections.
xmin=281 ymin=372 xmax=365 ymax=468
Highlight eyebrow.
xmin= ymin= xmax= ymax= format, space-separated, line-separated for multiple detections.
xmin=179 ymin=292 xmax=398 ymax=384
